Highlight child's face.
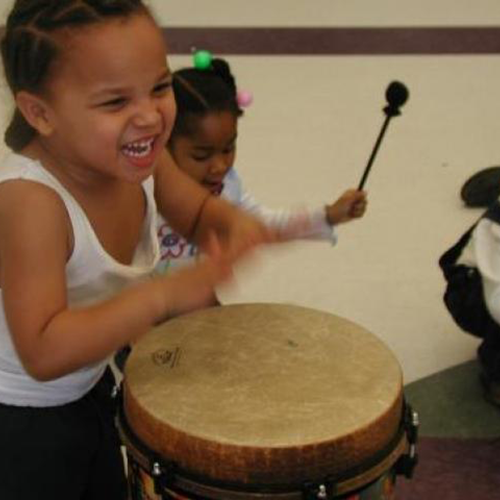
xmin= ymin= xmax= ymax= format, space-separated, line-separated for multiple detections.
xmin=169 ymin=111 xmax=237 ymax=195
xmin=39 ymin=13 xmax=175 ymax=183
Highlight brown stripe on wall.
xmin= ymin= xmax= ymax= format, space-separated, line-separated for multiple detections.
xmin=162 ymin=27 xmax=500 ymax=55
xmin=1 ymin=26 xmax=499 ymax=55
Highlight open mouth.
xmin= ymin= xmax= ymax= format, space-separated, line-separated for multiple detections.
xmin=205 ymin=181 xmax=224 ymax=195
xmin=121 ymin=137 xmax=156 ymax=159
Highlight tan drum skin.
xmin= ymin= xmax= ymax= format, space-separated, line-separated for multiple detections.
xmin=123 ymin=303 xmax=404 ymax=489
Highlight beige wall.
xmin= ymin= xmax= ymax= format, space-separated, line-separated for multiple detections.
xmin=147 ymin=0 xmax=500 ymax=27
xmin=3 ymin=1 xmax=500 ymax=26
xmin=0 ymin=2 xmax=8 ymax=24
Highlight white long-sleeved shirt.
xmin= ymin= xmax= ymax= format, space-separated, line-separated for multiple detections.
xmin=156 ymin=168 xmax=336 ymax=273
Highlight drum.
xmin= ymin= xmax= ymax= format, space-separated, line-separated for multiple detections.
xmin=118 ymin=303 xmax=418 ymax=500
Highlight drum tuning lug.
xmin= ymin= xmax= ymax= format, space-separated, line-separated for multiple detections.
xmin=151 ymin=461 xmax=163 ymax=495
xmin=152 ymin=462 xmax=162 ymax=477
xmin=317 ymin=484 xmax=328 ymax=499
xmin=150 ymin=459 xmax=175 ymax=494
xmin=111 ymin=385 xmax=120 ymax=399
xmin=402 ymin=404 xmax=419 ymax=444
xmin=411 ymin=410 xmax=419 ymax=427
xmin=396 ymin=452 xmax=419 ymax=479
xmin=408 ymin=409 xmax=419 ymax=445
xmin=395 ymin=403 xmax=420 ymax=479
xmin=302 ymin=481 xmax=334 ymax=500
xmin=410 ymin=410 xmax=420 ymax=433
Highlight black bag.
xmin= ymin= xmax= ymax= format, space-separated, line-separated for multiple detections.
xmin=439 ymin=202 xmax=500 ymax=337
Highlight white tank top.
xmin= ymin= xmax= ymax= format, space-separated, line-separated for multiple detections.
xmin=0 ymin=153 xmax=160 ymax=406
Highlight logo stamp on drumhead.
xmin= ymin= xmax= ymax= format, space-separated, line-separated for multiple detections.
xmin=151 ymin=347 xmax=181 ymax=369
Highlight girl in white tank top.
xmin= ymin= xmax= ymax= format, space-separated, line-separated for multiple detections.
xmin=0 ymin=2 xmax=279 ymax=498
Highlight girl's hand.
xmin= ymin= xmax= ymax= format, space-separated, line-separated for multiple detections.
xmin=226 ymin=210 xmax=278 ymax=253
xmin=158 ymin=232 xmax=236 ymax=321
xmin=199 ymin=199 xmax=279 ymax=257
xmin=325 ymin=189 xmax=368 ymax=225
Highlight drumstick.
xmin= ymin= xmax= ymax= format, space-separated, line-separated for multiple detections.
xmin=357 ymin=81 xmax=409 ymax=191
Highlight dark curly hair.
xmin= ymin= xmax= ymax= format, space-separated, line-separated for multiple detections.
xmin=1 ymin=0 xmax=149 ymax=151
xmin=171 ymin=57 xmax=243 ymax=138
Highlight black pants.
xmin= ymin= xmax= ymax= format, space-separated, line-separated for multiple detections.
xmin=0 ymin=367 xmax=127 ymax=500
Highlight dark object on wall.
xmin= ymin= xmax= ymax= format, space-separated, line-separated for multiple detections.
xmin=461 ymin=166 xmax=500 ymax=207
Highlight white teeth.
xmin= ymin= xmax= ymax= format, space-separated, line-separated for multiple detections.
xmin=122 ymin=138 xmax=155 ymax=158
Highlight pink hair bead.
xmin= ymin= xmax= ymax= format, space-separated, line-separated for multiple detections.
xmin=237 ymin=90 xmax=253 ymax=108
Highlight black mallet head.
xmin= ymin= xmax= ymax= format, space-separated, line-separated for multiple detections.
xmin=384 ymin=81 xmax=409 ymax=117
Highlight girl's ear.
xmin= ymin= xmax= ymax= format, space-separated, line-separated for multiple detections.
xmin=15 ymin=91 xmax=55 ymax=137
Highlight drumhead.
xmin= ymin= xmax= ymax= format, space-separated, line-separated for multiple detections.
xmin=123 ymin=303 xmax=403 ymax=488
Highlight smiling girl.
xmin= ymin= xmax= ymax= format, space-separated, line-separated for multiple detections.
xmin=0 ymin=1 xmax=276 ymax=498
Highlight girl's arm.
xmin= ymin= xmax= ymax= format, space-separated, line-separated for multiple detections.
xmin=0 ymin=181 xmax=231 ymax=381
xmin=228 ymin=169 xmax=366 ymax=242
xmin=238 ymin=190 xmax=337 ymax=243
xmin=154 ymin=151 xmax=275 ymax=254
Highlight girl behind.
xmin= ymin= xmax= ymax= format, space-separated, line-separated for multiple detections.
xmin=156 ymin=56 xmax=367 ymax=273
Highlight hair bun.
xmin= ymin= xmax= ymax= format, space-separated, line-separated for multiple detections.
xmin=211 ymin=58 xmax=237 ymax=93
